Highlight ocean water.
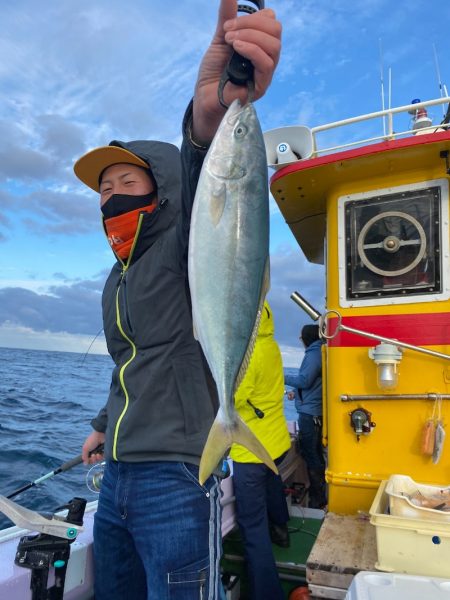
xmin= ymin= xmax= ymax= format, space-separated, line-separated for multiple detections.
xmin=0 ymin=347 xmax=298 ymax=530
xmin=0 ymin=347 xmax=112 ymax=530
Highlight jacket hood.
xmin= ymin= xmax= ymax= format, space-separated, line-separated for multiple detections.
xmin=258 ymin=301 xmax=275 ymax=338
xmin=107 ymin=140 xmax=182 ymax=263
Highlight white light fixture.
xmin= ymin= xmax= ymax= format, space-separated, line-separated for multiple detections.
xmin=368 ymin=342 xmax=402 ymax=389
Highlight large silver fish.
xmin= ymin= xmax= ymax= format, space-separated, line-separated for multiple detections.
xmin=188 ymin=98 xmax=277 ymax=485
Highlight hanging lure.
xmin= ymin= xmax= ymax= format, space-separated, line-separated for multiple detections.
xmin=421 ymin=418 xmax=436 ymax=456
xmin=421 ymin=395 xmax=439 ymax=456
xmin=433 ymin=395 xmax=446 ymax=464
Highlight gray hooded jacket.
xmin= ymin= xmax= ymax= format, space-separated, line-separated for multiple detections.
xmin=91 ymin=104 xmax=219 ymax=464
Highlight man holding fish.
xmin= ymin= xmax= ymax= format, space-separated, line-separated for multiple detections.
xmin=76 ymin=1 xmax=281 ymax=599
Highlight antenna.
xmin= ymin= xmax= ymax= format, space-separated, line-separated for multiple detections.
xmin=388 ymin=67 xmax=392 ymax=112
xmin=379 ymin=39 xmax=386 ymax=137
xmin=433 ymin=43 xmax=446 ymax=117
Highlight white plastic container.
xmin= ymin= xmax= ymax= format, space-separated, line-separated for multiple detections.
xmin=385 ymin=474 xmax=450 ymax=522
xmin=369 ymin=480 xmax=450 ymax=577
xmin=345 ymin=571 xmax=450 ymax=599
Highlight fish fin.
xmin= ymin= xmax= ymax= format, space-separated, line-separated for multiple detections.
xmin=192 ymin=319 xmax=199 ymax=341
xmin=199 ymin=414 xmax=278 ymax=485
xmin=209 ymin=183 xmax=227 ymax=226
xmin=234 ymin=256 xmax=271 ymax=392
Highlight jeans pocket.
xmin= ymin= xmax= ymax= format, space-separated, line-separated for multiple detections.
xmin=180 ymin=462 xmax=215 ymax=496
xmin=168 ymin=556 xmax=209 ymax=600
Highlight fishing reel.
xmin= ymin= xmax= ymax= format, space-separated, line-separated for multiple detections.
xmin=86 ymin=461 xmax=106 ymax=493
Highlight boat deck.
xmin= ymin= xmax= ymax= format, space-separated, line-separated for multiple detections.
xmin=222 ymin=507 xmax=324 ymax=599
xmin=307 ymin=513 xmax=378 ymax=599
xmin=221 ymin=508 xmax=381 ymax=599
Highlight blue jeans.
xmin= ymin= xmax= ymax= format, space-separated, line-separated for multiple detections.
xmin=233 ymin=455 xmax=289 ymax=600
xmin=93 ymin=460 xmax=223 ymax=600
xmin=298 ymin=413 xmax=325 ymax=470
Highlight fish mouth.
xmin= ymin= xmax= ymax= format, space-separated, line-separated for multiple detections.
xmin=226 ymin=109 xmax=243 ymax=127
xmin=208 ymin=155 xmax=247 ymax=180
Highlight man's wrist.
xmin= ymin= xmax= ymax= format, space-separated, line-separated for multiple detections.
xmin=183 ymin=99 xmax=210 ymax=151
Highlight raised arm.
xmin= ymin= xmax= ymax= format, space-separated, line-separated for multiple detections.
xmin=192 ymin=0 xmax=281 ymax=144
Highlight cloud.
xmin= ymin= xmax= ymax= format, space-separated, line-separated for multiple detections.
xmin=37 ymin=115 xmax=86 ymax=161
xmin=0 ymin=275 xmax=106 ymax=336
xmin=0 ymin=145 xmax=55 ymax=181
xmin=25 ymin=189 xmax=99 ymax=234
xmin=0 ymin=322 xmax=108 ymax=355
xmin=268 ymin=244 xmax=325 ymax=360
xmin=1 ymin=187 xmax=99 ymax=240
xmin=280 ymin=343 xmax=304 ymax=369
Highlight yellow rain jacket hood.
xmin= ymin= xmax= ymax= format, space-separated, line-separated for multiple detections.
xmin=230 ymin=301 xmax=291 ymax=463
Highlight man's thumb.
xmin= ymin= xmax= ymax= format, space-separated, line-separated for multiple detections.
xmin=215 ymin=0 xmax=238 ymax=37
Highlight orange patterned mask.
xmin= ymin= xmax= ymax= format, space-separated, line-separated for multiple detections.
xmin=104 ymin=204 xmax=156 ymax=259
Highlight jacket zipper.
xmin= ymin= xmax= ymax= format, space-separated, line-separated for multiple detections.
xmin=112 ymin=214 xmax=145 ymax=461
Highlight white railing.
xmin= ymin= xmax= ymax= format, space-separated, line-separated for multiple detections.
xmin=310 ymin=97 xmax=450 ymax=157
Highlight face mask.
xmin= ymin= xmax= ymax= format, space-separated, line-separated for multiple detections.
xmin=103 ymin=201 xmax=157 ymax=260
xmin=101 ymin=192 xmax=157 ymax=219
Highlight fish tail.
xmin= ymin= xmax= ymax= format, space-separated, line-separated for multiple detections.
xmin=232 ymin=415 xmax=278 ymax=475
xmin=199 ymin=415 xmax=278 ymax=485
xmin=199 ymin=417 xmax=233 ymax=486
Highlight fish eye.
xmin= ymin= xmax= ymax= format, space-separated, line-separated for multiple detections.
xmin=234 ymin=124 xmax=248 ymax=138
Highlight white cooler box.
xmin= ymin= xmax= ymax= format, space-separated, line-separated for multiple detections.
xmin=345 ymin=571 xmax=450 ymax=599
xmin=369 ymin=480 xmax=450 ymax=577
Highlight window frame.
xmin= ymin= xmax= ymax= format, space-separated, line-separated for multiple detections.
xmin=337 ymin=178 xmax=450 ymax=308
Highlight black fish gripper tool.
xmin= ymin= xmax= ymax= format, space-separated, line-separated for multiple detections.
xmin=218 ymin=1 xmax=265 ymax=108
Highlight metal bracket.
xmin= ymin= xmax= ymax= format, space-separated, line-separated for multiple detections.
xmin=0 ymin=495 xmax=84 ymax=540
xmin=12 ymin=498 xmax=86 ymax=600
xmin=15 ymin=533 xmax=71 ymax=600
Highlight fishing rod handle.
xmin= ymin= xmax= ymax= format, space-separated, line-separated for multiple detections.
xmin=59 ymin=443 xmax=105 ymax=472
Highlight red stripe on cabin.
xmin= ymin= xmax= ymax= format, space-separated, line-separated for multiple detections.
xmin=327 ymin=313 xmax=450 ymax=347
xmin=270 ymin=130 xmax=450 ymax=184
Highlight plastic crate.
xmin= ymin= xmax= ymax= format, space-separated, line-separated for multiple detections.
xmin=385 ymin=474 xmax=450 ymax=521
xmin=345 ymin=571 xmax=450 ymax=599
xmin=369 ymin=480 xmax=450 ymax=577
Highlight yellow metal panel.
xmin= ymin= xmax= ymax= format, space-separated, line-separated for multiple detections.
xmin=325 ymin=343 xmax=450 ymax=513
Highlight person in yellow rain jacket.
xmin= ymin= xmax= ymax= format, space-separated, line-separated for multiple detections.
xmin=230 ymin=300 xmax=291 ymax=600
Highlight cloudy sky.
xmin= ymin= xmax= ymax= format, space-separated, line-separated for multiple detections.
xmin=1 ymin=0 xmax=449 ymax=366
